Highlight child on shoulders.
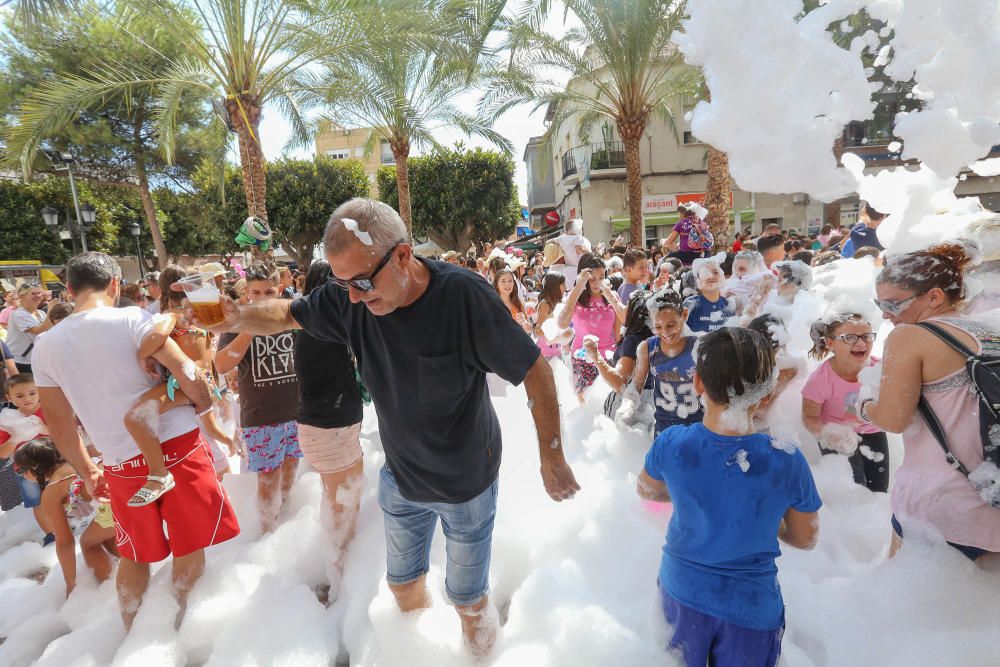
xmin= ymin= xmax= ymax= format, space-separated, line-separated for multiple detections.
xmin=638 ymin=327 xmax=821 ymax=667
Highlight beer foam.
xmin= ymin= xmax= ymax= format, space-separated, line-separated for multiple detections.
xmin=187 ymin=285 xmax=219 ymax=303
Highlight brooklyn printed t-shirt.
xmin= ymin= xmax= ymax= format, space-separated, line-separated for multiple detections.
xmin=219 ymin=330 xmax=299 ymax=428
xmin=290 ymin=259 xmax=540 ymax=503
xmin=644 ymin=423 xmax=822 ymax=630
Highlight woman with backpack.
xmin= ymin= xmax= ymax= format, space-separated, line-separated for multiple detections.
xmin=861 ymin=240 xmax=1000 ymax=562
xmin=662 ymin=204 xmax=714 ymax=266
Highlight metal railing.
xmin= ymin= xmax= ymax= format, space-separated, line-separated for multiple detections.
xmin=561 ymin=141 xmax=626 ymax=180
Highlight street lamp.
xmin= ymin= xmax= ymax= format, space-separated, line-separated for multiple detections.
xmin=40 ymin=205 xmax=80 ymax=254
xmin=129 ymin=222 xmax=144 ymax=279
xmin=42 ymin=150 xmax=91 ymax=252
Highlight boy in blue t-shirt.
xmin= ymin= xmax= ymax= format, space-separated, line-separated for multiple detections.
xmin=638 ymin=327 xmax=821 ymax=667
xmin=683 ymin=256 xmax=734 ymax=333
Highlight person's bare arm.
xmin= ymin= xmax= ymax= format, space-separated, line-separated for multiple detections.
xmin=522 ymin=355 xmax=580 ymax=502
xmin=532 ymin=301 xmax=552 ymax=338
xmin=214 ymin=333 xmax=253 ymax=375
xmin=801 ymin=398 xmax=824 ymax=437
xmin=864 ymin=326 xmax=923 ymax=433
xmin=637 ymin=469 xmax=670 ymax=502
xmin=24 ymin=316 xmax=53 ymax=335
xmin=600 ymin=282 xmax=627 ymax=321
xmin=779 ymin=508 xmax=819 ymax=550
xmin=662 ymin=230 xmax=679 ymax=251
xmin=590 ymin=352 xmax=635 ymax=393
xmin=177 ymin=289 xmax=300 ymax=336
xmin=5 ymin=358 xmax=18 ymax=379
xmin=150 ymin=338 xmax=212 ymax=414
xmin=629 ymin=340 xmax=651 ymax=394
xmin=42 ymin=482 xmax=77 ymax=593
xmin=557 ymin=269 xmax=591 ymax=329
xmin=137 ymin=312 xmax=177 ymax=359
xmin=38 ymin=387 xmax=104 ymax=499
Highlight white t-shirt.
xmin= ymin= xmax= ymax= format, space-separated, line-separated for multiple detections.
xmin=556 ymin=234 xmax=592 ymax=267
xmin=146 ymin=300 xmax=161 ymax=314
xmin=32 ymin=305 xmax=197 ymax=465
xmin=6 ymin=308 xmax=44 ymax=364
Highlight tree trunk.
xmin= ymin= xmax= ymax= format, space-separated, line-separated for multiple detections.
xmin=701 ymin=85 xmax=733 ymax=247
xmin=228 ymin=97 xmax=269 ymax=260
xmin=392 ymin=142 xmax=412 ymax=239
xmin=618 ymin=118 xmax=645 ymax=247
xmin=134 ymin=153 xmax=168 ymax=270
xmin=824 ymin=135 xmax=846 ymax=230
xmin=704 ymin=144 xmax=732 ymax=246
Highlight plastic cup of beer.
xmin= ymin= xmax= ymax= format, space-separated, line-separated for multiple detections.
xmin=177 ymin=272 xmax=225 ymax=326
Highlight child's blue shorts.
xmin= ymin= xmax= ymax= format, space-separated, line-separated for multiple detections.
xmin=660 ymin=580 xmax=783 ymax=667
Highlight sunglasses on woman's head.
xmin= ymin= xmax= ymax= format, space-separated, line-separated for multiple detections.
xmin=331 ymin=241 xmax=403 ymax=292
xmin=872 ymin=295 xmax=917 ymax=316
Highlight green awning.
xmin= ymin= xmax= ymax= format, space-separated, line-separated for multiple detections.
xmin=611 ymin=212 xmax=680 ymax=232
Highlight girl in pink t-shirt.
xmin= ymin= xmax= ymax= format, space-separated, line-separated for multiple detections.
xmin=801 ymin=313 xmax=888 ymax=492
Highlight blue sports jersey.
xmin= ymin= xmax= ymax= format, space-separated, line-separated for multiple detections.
xmin=644 ymin=423 xmax=822 ymax=630
xmin=647 ymin=336 xmax=702 ymax=434
xmin=683 ymin=294 xmax=735 ymax=333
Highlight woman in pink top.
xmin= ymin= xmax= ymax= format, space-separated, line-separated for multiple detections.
xmin=802 ymin=313 xmax=888 ymax=492
xmin=864 ymin=241 xmax=1000 ymax=561
xmin=556 ymin=253 xmax=622 ymax=400
xmin=533 ymin=272 xmax=567 ymax=360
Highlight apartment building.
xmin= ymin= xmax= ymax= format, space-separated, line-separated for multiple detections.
xmin=314 ymin=124 xmax=396 ymax=192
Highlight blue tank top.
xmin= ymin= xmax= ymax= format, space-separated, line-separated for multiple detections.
xmin=647 ymin=336 xmax=702 ymax=435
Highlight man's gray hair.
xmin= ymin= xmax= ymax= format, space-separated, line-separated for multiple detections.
xmin=324 ymin=198 xmax=408 ymax=255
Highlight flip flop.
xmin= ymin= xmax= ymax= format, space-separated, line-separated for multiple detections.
xmin=127 ymin=472 xmax=176 ymax=507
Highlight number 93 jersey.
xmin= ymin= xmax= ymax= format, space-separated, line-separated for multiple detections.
xmin=647 ymin=336 xmax=703 ymax=436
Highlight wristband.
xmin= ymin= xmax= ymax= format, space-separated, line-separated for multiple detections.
xmin=859 ymin=398 xmax=874 ymax=423
xmin=196 ymin=405 xmax=214 ymax=417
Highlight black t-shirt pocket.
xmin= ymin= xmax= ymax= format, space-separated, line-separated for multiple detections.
xmin=418 ymin=352 xmax=469 ymax=403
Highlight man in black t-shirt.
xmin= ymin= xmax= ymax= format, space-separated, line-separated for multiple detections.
xmin=186 ymin=198 xmax=578 ymax=658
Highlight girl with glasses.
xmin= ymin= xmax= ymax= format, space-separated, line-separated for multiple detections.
xmin=802 ymin=313 xmax=889 ymax=492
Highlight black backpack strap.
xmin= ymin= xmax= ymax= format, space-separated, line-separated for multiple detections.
xmin=917 ymin=321 xmax=975 ymax=359
xmin=917 ymin=396 xmax=971 ymax=476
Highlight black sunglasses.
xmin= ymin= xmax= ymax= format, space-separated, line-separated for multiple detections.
xmin=331 ymin=241 xmax=403 ymax=292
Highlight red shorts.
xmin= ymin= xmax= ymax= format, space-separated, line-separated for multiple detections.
xmin=105 ymin=429 xmax=240 ymax=563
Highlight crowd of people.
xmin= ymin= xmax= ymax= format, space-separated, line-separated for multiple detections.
xmin=0 ymin=196 xmax=997 ymax=666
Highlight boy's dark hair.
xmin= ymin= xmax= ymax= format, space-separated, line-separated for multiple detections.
xmin=622 ymin=249 xmax=647 ymax=269
xmin=66 ymin=252 xmax=121 ymax=293
xmin=758 ymin=234 xmax=785 ymax=255
xmin=696 ymin=327 xmax=776 ymax=405
xmin=245 ymin=261 xmax=279 ymax=284
xmin=863 ymin=202 xmax=887 ymax=221
xmin=13 ymin=437 xmax=65 ymax=490
xmin=46 ymin=302 xmax=74 ymax=323
xmin=852 ymin=246 xmax=881 ymax=260
xmin=5 ymin=373 xmax=35 ymax=392
xmin=812 ymin=250 xmax=842 ymax=267
xmin=623 ymin=289 xmax=654 ymax=339
xmin=791 ymin=250 xmax=815 ymax=265
xmin=747 ymin=314 xmax=784 ymax=351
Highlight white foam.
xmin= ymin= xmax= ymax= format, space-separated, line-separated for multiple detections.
xmin=342 ymin=218 xmax=373 ymax=246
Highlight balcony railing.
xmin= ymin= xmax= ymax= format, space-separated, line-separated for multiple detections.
xmin=561 ymin=141 xmax=626 ymax=180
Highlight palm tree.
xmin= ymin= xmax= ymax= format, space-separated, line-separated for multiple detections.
xmin=5 ymin=0 xmax=364 ymax=257
xmin=0 ymin=0 xmax=74 ymax=26
xmin=3 ymin=3 xmax=222 ymax=268
xmin=701 ymin=86 xmax=732 ymax=246
xmin=302 ymin=0 xmax=510 ymax=237
xmin=484 ymin=0 xmax=700 ymax=245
